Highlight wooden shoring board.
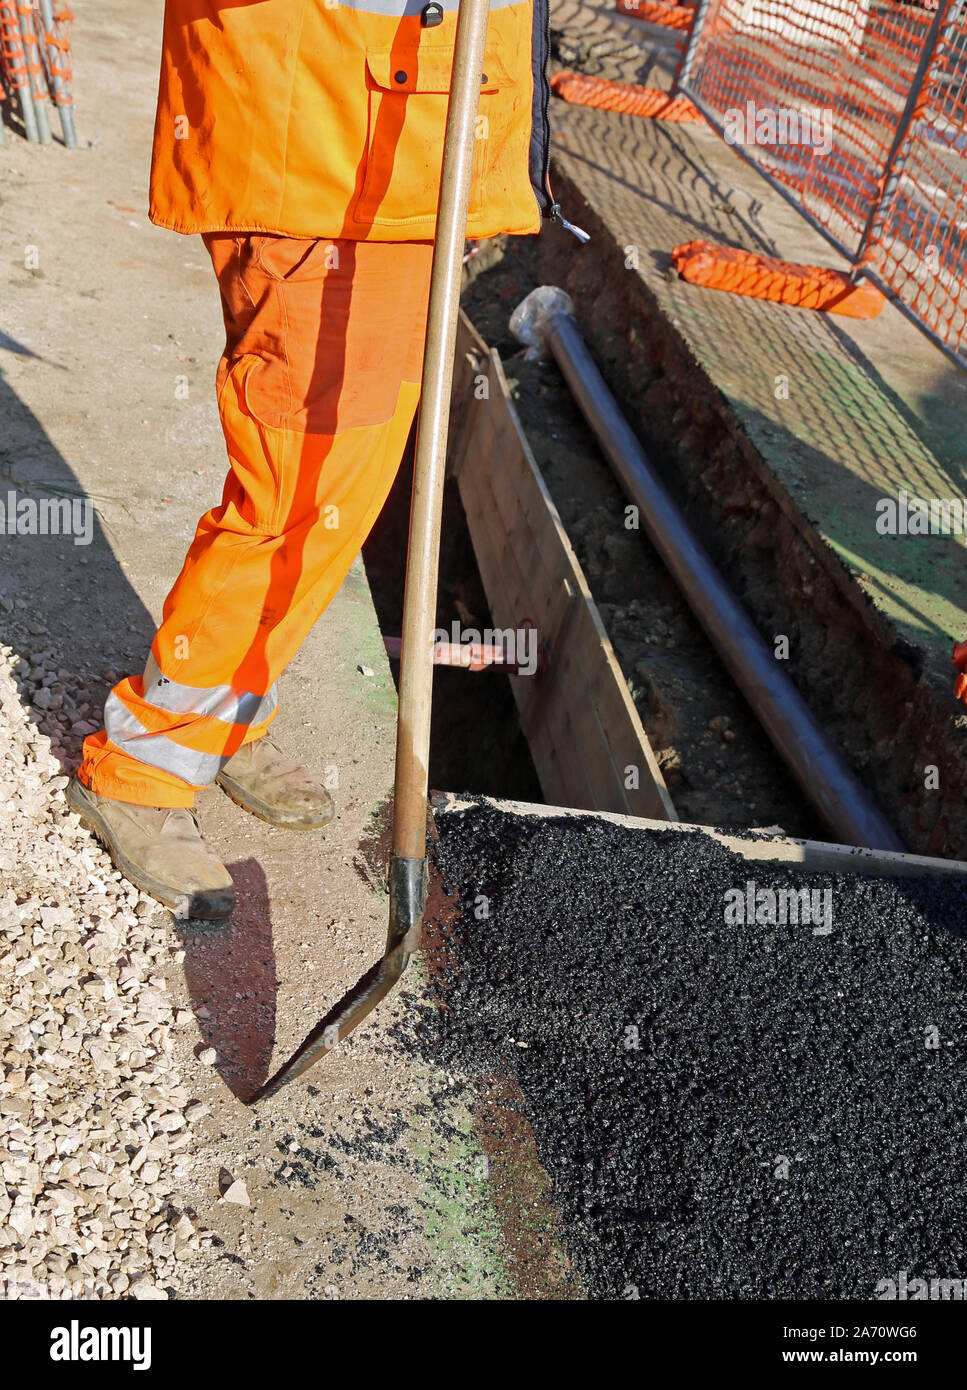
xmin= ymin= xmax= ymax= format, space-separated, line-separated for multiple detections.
xmin=447 ymin=312 xmax=676 ymax=822
xmin=432 ymin=792 xmax=967 ymax=880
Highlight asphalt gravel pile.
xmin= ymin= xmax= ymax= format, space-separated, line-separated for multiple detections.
xmin=418 ymin=802 xmax=967 ymax=1300
xmin=0 ymin=641 xmax=213 ymax=1300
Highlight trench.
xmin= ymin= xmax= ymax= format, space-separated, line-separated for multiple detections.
xmin=365 ymin=244 xmax=830 ymax=841
xmin=526 ymin=172 xmax=967 ymax=860
xmin=362 ymin=423 xmax=543 ymax=803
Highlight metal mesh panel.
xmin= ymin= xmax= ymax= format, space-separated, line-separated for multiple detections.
xmin=861 ymin=9 xmax=967 ymax=356
xmin=680 ymin=1 xmax=936 ymax=252
xmin=678 ymin=1 xmax=967 ymax=361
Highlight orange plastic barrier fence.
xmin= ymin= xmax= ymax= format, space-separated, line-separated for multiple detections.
xmin=47 ymin=4 xmax=74 ymax=106
xmin=550 ymin=70 xmax=704 ymax=122
xmin=671 ymin=240 xmax=886 ymax=318
xmin=952 ymin=641 xmax=967 ymax=705
xmin=616 ymin=0 xmax=696 ymax=32
xmin=0 ymin=0 xmax=28 ymax=88
xmin=18 ymin=2 xmax=48 ymax=109
xmin=677 ymin=0 xmax=967 ymax=362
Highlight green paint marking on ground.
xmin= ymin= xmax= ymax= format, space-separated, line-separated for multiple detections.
xmin=399 ymin=959 xmax=513 ymax=1300
xmin=408 ymin=1104 xmax=514 ymax=1300
xmin=332 ymin=559 xmax=399 ymax=719
xmin=397 ymin=958 xmax=584 ymax=1300
xmin=484 ymin=1123 xmax=586 ymax=1301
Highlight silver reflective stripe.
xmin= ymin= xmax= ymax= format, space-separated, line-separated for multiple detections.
xmin=142 ymin=654 xmax=278 ymax=728
xmin=336 ymin=0 xmax=520 ymax=13
xmin=104 ymin=692 xmax=225 ymax=787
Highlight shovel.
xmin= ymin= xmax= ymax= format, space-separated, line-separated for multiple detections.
xmin=250 ymin=0 xmax=492 ymax=1104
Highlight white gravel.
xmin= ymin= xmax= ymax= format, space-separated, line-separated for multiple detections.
xmin=0 ymin=641 xmax=211 ymax=1299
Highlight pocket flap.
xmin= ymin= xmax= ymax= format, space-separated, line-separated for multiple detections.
xmin=365 ymin=46 xmax=512 ymax=95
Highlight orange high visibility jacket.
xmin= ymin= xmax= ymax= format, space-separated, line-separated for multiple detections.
xmin=149 ymin=0 xmax=555 ymax=242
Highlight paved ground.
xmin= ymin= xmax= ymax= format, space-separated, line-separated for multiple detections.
xmin=0 ymin=0 xmax=573 ymax=1299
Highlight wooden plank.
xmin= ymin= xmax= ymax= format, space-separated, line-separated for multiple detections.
xmin=567 ymin=603 xmax=670 ymax=813
xmin=447 ymin=311 xmax=491 ymax=470
xmin=464 ymin=463 xmax=600 ymax=811
xmin=432 ymin=793 xmax=967 ymax=881
xmin=446 ymin=330 xmax=675 ymax=821
xmin=458 ymin=384 xmax=620 ymax=811
xmin=481 ymin=354 xmax=668 ymax=808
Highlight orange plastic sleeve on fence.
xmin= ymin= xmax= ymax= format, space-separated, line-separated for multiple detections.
xmin=671 ymin=241 xmax=886 ymax=319
xmin=49 ymin=5 xmax=74 ymax=99
xmin=0 ymin=1 xmax=28 ymax=86
xmin=17 ymin=2 xmax=48 ymax=103
xmin=615 ymin=0 xmax=696 ymax=32
xmin=550 ymin=71 xmax=704 ymax=122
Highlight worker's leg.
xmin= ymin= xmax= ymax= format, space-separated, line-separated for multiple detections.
xmin=78 ymin=233 xmax=433 ymax=808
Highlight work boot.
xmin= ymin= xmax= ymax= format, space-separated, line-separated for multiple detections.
xmin=66 ymin=779 xmax=235 ymax=921
xmin=216 ymin=737 xmax=335 ymax=830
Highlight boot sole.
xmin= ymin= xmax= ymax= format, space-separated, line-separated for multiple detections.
xmin=66 ymin=779 xmax=235 ymax=923
xmin=216 ymin=775 xmax=335 ymax=831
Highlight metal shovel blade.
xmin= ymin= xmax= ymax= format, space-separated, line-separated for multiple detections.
xmin=248 ymin=856 xmax=425 ymax=1105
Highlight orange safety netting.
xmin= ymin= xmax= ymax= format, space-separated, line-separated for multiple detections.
xmin=616 ymin=0 xmax=696 ymax=33
xmin=671 ymin=240 xmax=886 ymax=319
xmin=953 ymin=641 xmax=967 ymax=705
xmin=17 ymin=1 xmax=48 ymax=104
xmin=0 ymin=0 xmax=28 ymax=87
xmin=677 ymin=0 xmax=966 ymax=359
xmin=550 ymin=70 xmax=704 ymax=122
xmin=43 ymin=3 xmax=73 ymax=104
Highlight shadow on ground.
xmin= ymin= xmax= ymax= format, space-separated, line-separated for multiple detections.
xmin=174 ymin=857 xmax=278 ymax=1101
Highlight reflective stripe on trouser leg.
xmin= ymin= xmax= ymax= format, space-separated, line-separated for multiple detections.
xmin=78 ymin=235 xmax=432 ymax=808
xmin=100 ymin=658 xmax=281 ymax=787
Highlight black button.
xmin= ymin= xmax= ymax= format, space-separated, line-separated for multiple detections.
xmin=420 ymin=2 xmax=444 ymax=26
xmin=481 ymin=74 xmax=488 ymax=84
xmin=394 ymin=70 xmax=408 ymax=84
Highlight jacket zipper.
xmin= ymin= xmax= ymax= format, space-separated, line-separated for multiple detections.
xmin=538 ymin=0 xmax=553 ymax=215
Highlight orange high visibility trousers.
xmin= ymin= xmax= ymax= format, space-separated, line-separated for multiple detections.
xmin=79 ymin=234 xmax=434 ymax=807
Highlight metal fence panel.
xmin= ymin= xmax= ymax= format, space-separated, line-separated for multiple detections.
xmin=859 ymin=5 xmax=967 ymax=357
xmin=677 ymin=1 xmax=967 ymax=362
xmin=679 ymin=1 xmax=938 ymax=253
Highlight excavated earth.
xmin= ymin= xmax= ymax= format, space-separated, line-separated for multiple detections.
xmin=416 ymin=801 xmax=967 ymax=1300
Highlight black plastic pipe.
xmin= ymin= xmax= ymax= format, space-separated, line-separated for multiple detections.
xmin=537 ymin=304 xmax=903 ymax=852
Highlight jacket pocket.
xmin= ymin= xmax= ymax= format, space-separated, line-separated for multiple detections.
xmin=354 ymin=45 xmax=514 ymax=228
xmin=216 ymin=353 xmax=291 ymax=531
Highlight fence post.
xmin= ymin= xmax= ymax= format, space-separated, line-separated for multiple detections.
xmin=674 ymin=0 xmax=713 ymax=93
xmin=17 ymin=0 xmax=51 ymax=143
xmin=38 ymin=0 xmax=76 ymax=147
xmin=0 ymin=0 xmax=40 ymax=142
xmin=852 ymin=0 xmax=960 ymax=281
